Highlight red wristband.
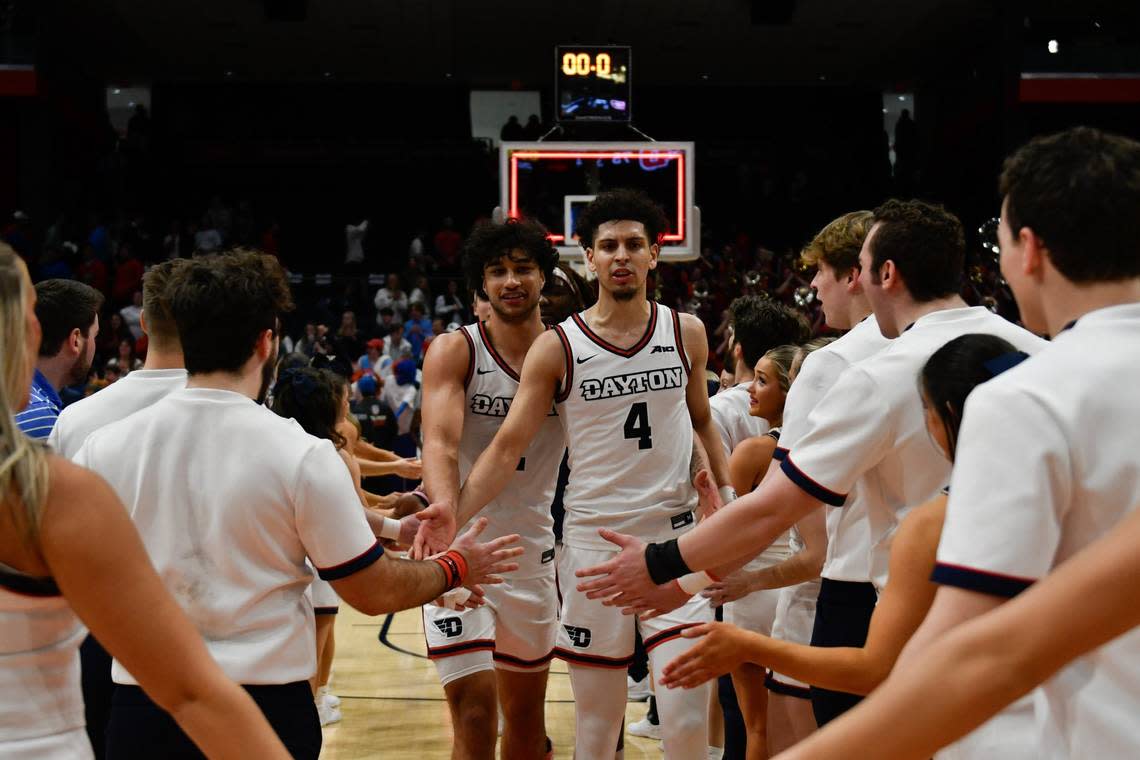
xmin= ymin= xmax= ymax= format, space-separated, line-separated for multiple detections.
xmin=433 ymin=550 xmax=468 ymax=591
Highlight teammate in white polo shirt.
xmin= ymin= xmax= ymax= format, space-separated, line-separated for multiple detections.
xmin=47 ymin=258 xmax=189 ymax=758
xmin=576 ymin=199 xmax=1047 ymax=718
xmin=418 ymin=218 xmax=564 ymax=760
xmin=417 ymin=189 xmax=734 ymax=759
xmin=73 ymin=251 xmax=521 ymax=759
xmin=818 ymin=127 xmax=1140 ymax=760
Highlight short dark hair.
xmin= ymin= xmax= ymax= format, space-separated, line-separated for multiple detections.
xmin=920 ymin=333 xmax=1017 ymax=461
xmin=462 ymin=217 xmax=559 ymax=299
xmin=34 ymin=279 xmax=103 ymax=357
xmin=575 ymin=188 xmax=668 ymax=250
xmin=869 ymin=199 xmax=964 ymax=302
xmin=141 ymin=258 xmax=189 ymax=348
xmin=272 ymin=367 xmax=347 ymax=450
xmin=169 ymin=250 xmax=295 ymax=374
xmin=729 ymin=296 xmax=811 ymax=367
xmin=999 ymin=126 xmax=1140 ymax=283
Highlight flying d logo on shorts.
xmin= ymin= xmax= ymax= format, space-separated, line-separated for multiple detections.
xmin=433 ymin=617 xmax=463 ymax=638
xmin=563 ymin=625 xmax=592 ymax=648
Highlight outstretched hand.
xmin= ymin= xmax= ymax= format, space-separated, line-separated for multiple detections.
xmin=574 ymin=528 xmax=660 ymax=606
xmin=659 ymin=623 xmax=751 ymax=689
xmin=693 ymin=469 xmax=723 ymax=520
xmin=450 ymin=517 xmax=522 ymax=588
xmin=412 ymin=501 xmax=457 ymax=560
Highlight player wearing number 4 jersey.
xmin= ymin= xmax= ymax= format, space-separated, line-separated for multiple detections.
xmin=417 ymin=218 xmax=564 ymax=760
xmin=417 ymin=189 xmax=734 ymax=759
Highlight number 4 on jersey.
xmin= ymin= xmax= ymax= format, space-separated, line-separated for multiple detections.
xmin=623 ymin=402 xmax=653 ymax=450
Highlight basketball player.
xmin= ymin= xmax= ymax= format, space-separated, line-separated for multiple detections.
xmin=576 ymin=200 xmax=1047 ymax=725
xmin=47 ymin=258 xmax=188 ymax=757
xmin=417 ymin=189 xmax=735 ymax=758
xmin=797 ymin=127 xmax=1140 ymax=759
xmin=418 ymin=218 xmax=564 ymax=760
xmin=72 ymin=251 xmax=522 ymax=758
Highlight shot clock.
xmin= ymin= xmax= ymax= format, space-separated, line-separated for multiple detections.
xmin=555 ymin=45 xmax=631 ymax=122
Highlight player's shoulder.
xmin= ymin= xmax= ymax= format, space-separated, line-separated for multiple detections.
xmin=422 ymin=328 xmax=475 ymax=380
xmin=733 ymin=433 xmax=777 ymax=460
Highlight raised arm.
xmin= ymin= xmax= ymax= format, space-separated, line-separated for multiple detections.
xmin=665 ymin=496 xmax=943 ymax=696
xmin=40 ymin=458 xmax=290 ymax=760
xmin=778 ymin=505 xmax=1140 ymax=760
xmin=419 ymin=330 xmax=471 ymax=512
xmin=680 ymin=313 xmax=731 ymax=489
xmin=453 ymin=330 xmax=564 ymax=526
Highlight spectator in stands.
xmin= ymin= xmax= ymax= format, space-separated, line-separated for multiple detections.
xmin=404 ymin=302 xmax=433 ymax=360
xmin=357 ymin=338 xmax=384 ymax=378
xmin=112 ymin=338 xmax=143 ymax=375
xmin=433 ymin=218 xmax=462 ymax=271
xmin=193 ymin=215 xmax=223 ymax=253
xmin=36 ymin=246 xmax=73 ymax=281
xmin=162 ymin=219 xmax=186 ymax=260
xmin=111 ymin=243 xmax=144 ymax=307
xmin=500 ymin=115 xmax=524 ymax=141
xmin=408 ymin=275 xmax=432 ymax=315
xmin=345 ymin=219 xmax=368 ymax=269
xmin=523 ymin=114 xmax=544 ymax=141
xmin=2 ymin=210 xmax=32 ymax=259
xmin=434 ymin=279 xmax=467 ymax=324
xmin=76 ymin=243 xmax=109 ymax=296
xmin=374 ymin=307 xmax=397 ymax=338
xmin=374 ymin=274 xmax=408 ymax=323
xmin=472 ymin=291 xmax=492 ymax=323
xmin=88 ymin=212 xmax=110 ymax=262
xmin=382 ymin=322 xmax=412 ymax=363
xmin=120 ymin=290 xmax=145 ymax=341
xmin=295 ymin=323 xmax=319 ymax=358
xmin=335 ymin=310 xmax=364 ymax=363
xmin=14 ymin=275 xmax=103 ymax=439
xmin=381 ymin=358 xmax=419 ymax=459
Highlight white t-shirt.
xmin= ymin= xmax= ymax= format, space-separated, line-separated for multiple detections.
xmin=783 ymin=307 xmax=1046 ymax=590
xmin=381 ymin=381 xmax=418 ymax=435
xmin=934 ymin=303 xmax=1140 ymax=759
xmin=48 ymin=369 xmax=187 ymax=459
xmin=775 ymin=315 xmax=890 ymax=583
xmin=708 ymin=382 xmax=768 ymax=460
xmin=74 ymin=388 xmax=382 ymax=686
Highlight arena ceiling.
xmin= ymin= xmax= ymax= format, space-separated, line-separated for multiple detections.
xmin=42 ymin=0 xmax=1139 ymax=87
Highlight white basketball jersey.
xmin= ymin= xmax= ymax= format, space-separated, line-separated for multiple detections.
xmin=555 ymin=302 xmax=697 ymax=551
xmin=457 ymin=322 xmax=563 ymax=578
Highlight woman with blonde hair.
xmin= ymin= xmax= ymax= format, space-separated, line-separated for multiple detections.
xmin=0 ymin=244 xmax=289 ymax=758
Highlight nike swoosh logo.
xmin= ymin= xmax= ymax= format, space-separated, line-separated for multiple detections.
xmin=476 ymin=368 xmax=495 ymax=375
xmin=576 ymin=355 xmax=597 ymax=364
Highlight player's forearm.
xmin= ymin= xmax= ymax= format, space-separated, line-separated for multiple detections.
xmin=368 ymin=558 xmax=450 ymax=613
xmin=455 ymin=442 xmax=522 ymax=526
xmin=354 ymin=439 xmax=400 ymax=462
xmin=695 ymin=420 xmax=731 ymax=487
xmin=680 ymin=488 xmax=801 ymax=573
xmin=357 ymin=459 xmax=408 ymax=477
xmin=421 ymin=439 xmax=460 ymax=511
xmin=749 ymin=549 xmax=824 ymax=591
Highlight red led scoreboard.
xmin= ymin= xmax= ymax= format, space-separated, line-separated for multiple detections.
xmin=499 ymin=141 xmax=699 ymax=261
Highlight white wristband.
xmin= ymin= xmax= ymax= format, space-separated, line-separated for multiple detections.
xmin=379 ymin=517 xmax=402 ymax=541
xmin=677 ymin=571 xmax=717 ymax=596
xmin=441 ymin=587 xmax=472 ymax=610
xmin=718 ymin=486 xmax=738 ymax=504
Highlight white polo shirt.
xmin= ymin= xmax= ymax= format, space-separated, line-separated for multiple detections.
xmin=48 ymin=369 xmax=187 ymax=459
xmin=782 ymin=307 xmax=1046 ymax=589
xmin=74 ymin=387 xmax=382 ymax=686
xmin=774 ymin=315 xmax=890 ymax=583
xmin=709 ymin=382 xmax=768 ymax=460
xmin=934 ymin=302 xmax=1140 ymax=759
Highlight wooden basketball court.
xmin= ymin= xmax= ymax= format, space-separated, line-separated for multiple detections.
xmin=319 ymin=606 xmax=663 ymax=758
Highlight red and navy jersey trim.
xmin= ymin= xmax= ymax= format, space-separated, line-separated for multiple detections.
xmin=426 ymin=638 xmax=496 ymax=659
xmin=316 ymin=540 xmax=385 ymax=581
xmin=773 ymin=446 xmax=789 ymax=462
xmin=314 ymin=606 xmax=339 ymax=616
xmin=930 ymin=562 xmax=1035 ymax=599
xmin=459 ymin=327 xmax=477 ymax=390
xmin=780 ymin=456 xmax=847 ymax=507
xmin=570 ymin=302 xmax=658 ymax=358
xmin=477 ymin=320 xmax=521 ymax=382
xmin=669 ymin=308 xmax=692 ymax=375
xmin=553 ymin=324 xmax=574 ymax=403
xmin=643 ymin=623 xmax=699 ymax=652
xmin=553 ymin=647 xmax=634 ymax=669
